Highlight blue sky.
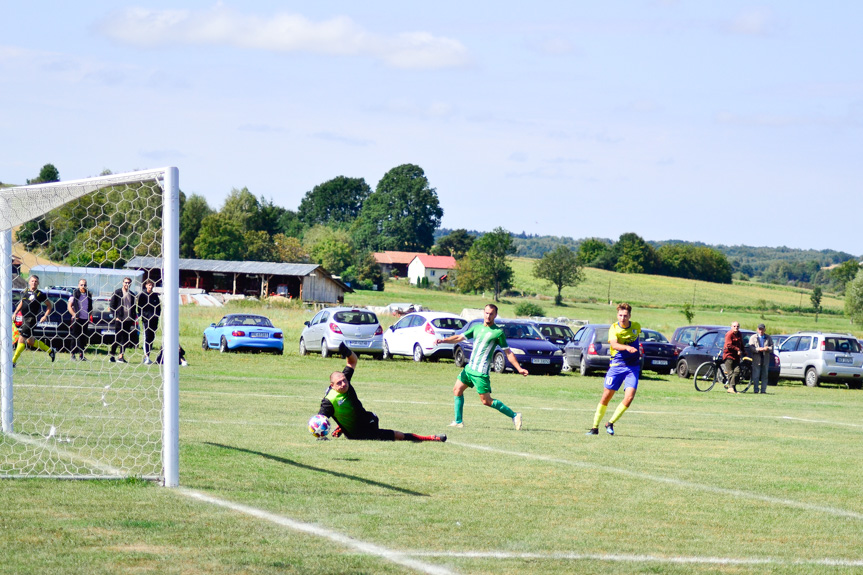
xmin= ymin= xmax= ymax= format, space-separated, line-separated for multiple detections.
xmin=2 ymin=2 xmax=861 ymax=253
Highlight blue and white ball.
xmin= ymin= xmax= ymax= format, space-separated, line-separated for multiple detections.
xmin=308 ymin=414 xmax=331 ymax=438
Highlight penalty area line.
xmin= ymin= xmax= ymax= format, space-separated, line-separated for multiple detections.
xmin=450 ymin=441 xmax=863 ymax=521
xmin=407 ymin=550 xmax=863 ymax=567
xmin=175 ymin=488 xmax=458 ymax=575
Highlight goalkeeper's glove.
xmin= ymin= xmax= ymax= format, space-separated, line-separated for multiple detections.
xmin=338 ymin=342 xmax=353 ymax=358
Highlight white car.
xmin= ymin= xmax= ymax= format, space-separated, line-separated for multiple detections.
xmin=382 ymin=312 xmax=467 ymax=362
xmin=299 ymin=307 xmax=384 ymax=357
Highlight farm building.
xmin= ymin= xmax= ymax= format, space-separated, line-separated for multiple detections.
xmin=407 ymin=255 xmax=457 ymax=286
xmin=125 ymin=257 xmax=352 ymax=303
xmin=373 ymin=251 xmax=424 ymax=278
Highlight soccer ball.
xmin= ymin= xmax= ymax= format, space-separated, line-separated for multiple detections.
xmin=308 ymin=414 xmax=330 ymax=438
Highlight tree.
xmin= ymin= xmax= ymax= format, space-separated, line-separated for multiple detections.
xmin=272 ymin=234 xmax=308 ymax=262
xmin=844 ymin=269 xmax=863 ymax=325
xmin=220 ymin=187 xmax=260 ymax=232
xmin=193 ymin=213 xmax=245 ymax=260
xmin=577 ymin=238 xmax=613 ymax=268
xmin=681 ymin=302 xmax=695 ymax=323
xmin=179 ymin=194 xmax=213 ymax=258
xmin=243 ymin=230 xmax=276 ymax=262
xmin=432 ymin=229 xmax=474 ymax=259
xmin=811 ymin=286 xmax=823 ymax=323
xmin=533 ymin=245 xmax=583 ymax=305
xmin=832 ymin=259 xmax=861 ymax=293
xmin=277 ymin=209 xmax=304 ymax=238
xmin=464 ymin=227 xmax=515 ymax=302
xmin=352 ymin=164 xmax=443 ymax=252
xmin=612 ymin=233 xmax=660 ymax=274
xmin=27 ymin=163 xmax=60 ymax=184
xmin=303 ymin=225 xmax=355 ymax=275
xmin=656 ymin=244 xmax=733 ymax=284
xmin=298 ymin=176 xmax=371 ymax=227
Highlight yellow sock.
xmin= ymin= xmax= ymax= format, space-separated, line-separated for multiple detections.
xmin=34 ymin=340 xmax=50 ymax=353
xmin=13 ymin=342 xmax=25 ymax=364
xmin=592 ymin=403 xmax=608 ymax=428
xmin=609 ymin=403 xmax=629 ymax=424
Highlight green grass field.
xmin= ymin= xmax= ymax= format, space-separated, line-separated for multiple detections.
xmin=3 ymin=271 xmax=863 ymax=574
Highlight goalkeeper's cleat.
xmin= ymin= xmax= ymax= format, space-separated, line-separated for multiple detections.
xmin=586 ymin=427 xmax=599 ymax=435
xmin=49 ymin=348 xmax=56 ymax=363
xmin=432 ymin=434 xmax=447 ymax=442
xmin=605 ymin=422 xmax=615 ymax=436
xmin=331 ymin=426 xmax=343 ymax=438
xmin=338 ymin=342 xmax=352 ymax=358
xmin=513 ymin=412 xmax=523 ymax=431
xmin=448 ymin=421 xmax=464 ymax=428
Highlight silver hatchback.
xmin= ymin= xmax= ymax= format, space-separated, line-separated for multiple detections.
xmin=777 ymin=332 xmax=863 ymax=388
xmin=299 ymin=307 xmax=384 ymax=358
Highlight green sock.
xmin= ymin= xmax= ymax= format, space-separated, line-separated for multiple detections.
xmin=592 ymin=403 xmax=608 ymax=428
xmin=453 ymin=395 xmax=464 ymax=423
xmin=13 ymin=342 xmax=25 ymax=364
xmin=491 ymin=399 xmax=516 ymax=419
xmin=609 ymin=403 xmax=629 ymax=424
xmin=34 ymin=340 xmax=50 ymax=353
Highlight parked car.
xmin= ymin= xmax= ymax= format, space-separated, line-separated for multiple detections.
xmin=669 ymin=325 xmax=727 ymax=355
xmin=382 ymin=311 xmax=467 ymax=361
xmin=771 ymin=334 xmax=791 ymax=350
xmin=776 ymin=332 xmax=863 ymax=388
xmin=453 ymin=318 xmax=564 ymax=375
xmin=675 ymin=328 xmax=780 ymax=384
xmin=564 ymin=324 xmax=614 ymax=376
xmin=640 ymin=329 xmax=678 ymax=375
xmin=299 ymin=307 xmax=383 ymax=358
xmin=203 ymin=313 xmax=284 ymax=354
xmin=88 ymin=296 xmax=140 ymax=347
xmin=532 ymin=321 xmax=576 ymax=371
xmin=13 ymin=288 xmax=75 ymax=350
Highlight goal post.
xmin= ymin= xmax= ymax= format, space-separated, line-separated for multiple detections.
xmin=0 ymin=167 xmax=179 ymax=486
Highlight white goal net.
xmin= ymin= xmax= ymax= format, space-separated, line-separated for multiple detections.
xmin=1 ymin=168 xmax=179 ymax=485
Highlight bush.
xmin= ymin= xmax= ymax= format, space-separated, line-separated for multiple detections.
xmin=515 ymin=302 xmax=544 ymax=317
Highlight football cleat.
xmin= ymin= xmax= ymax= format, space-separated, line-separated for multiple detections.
xmin=586 ymin=428 xmax=599 ymax=435
xmin=448 ymin=421 xmax=464 ymax=428
xmin=605 ymin=422 xmax=615 ymax=436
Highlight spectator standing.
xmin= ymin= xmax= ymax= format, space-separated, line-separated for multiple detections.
xmin=137 ymin=279 xmax=161 ymax=365
xmin=722 ymin=322 xmax=744 ymax=394
xmin=748 ymin=324 xmax=774 ymax=394
xmin=109 ymin=277 xmax=137 ymax=363
xmin=66 ymin=278 xmax=92 ymax=361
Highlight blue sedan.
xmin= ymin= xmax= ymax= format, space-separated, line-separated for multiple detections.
xmin=203 ymin=314 xmax=284 ymax=354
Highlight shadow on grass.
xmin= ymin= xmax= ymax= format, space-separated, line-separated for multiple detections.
xmin=205 ymin=442 xmax=429 ymax=497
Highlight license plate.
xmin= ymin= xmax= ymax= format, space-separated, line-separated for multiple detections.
xmin=532 ymin=358 xmax=550 ymax=364
xmin=835 ymin=356 xmax=853 ymax=364
xmin=250 ymin=332 xmax=268 ymax=338
xmin=38 ymin=322 xmax=58 ymax=328
xmin=101 ymin=329 xmax=116 ymax=335
xmin=652 ymin=360 xmax=668 ymax=366
xmin=349 ymin=340 xmax=370 ymax=347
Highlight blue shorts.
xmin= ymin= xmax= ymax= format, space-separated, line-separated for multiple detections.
xmin=604 ymin=363 xmax=640 ymax=391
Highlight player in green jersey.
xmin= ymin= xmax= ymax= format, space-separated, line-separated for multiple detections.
xmin=436 ymin=304 xmax=526 ymax=430
xmin=318 ymin=343 xmax=446 ymax=442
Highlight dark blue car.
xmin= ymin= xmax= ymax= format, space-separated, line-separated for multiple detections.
xmin=564 ymin=324 xmax=613 ymax=376
xmin=453 ymin=319 xmax=564 ymax=375
xmin=675 ymin=328 xmax=780 ymax=385
xmin=641 ymin=329 xmax=678 ymax=375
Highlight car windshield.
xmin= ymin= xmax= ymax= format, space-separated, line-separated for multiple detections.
xmin=432 ymin=317 xmax=467 ymax=330
xmin=333 ymin=311 xmax=378 ymax=325
xmin=823 ymin=337 xmax=860 ymax=353
xmin=502 ymin=323 xmax=544 ymax=340
xmin=228 ymin=315 xmax=273 ymax=328
xmin=539 ymin=325 xmax=574 ymax=339
xmin=93 ymin=300 xmax=110 ymax=312
xmin=642 ymin=330 xmax=668 ymax=343
xmin=595 ymin=328 xmax=610 ymax=342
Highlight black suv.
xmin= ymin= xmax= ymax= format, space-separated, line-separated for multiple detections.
xmin=13 ymin=288 xmax=74 ymax=351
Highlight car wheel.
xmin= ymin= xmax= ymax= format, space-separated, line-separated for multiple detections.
xmin=202 ymin=335 xmax=209 ymax=351
xmin=454 ymin=347 xmax=466 ymax=368
xmin=579 ymin=355 xmax=590 ymax=376
xmin=804 ymin=367 xmax=819 ymax=387
xmin=275 ymin=348 xmax=283 ymax=356
xmin=676 ymin=359 xmax=689 ymax=378
xmin=493 ymin=352 xmax=506 ymax=373
xmin=299 ymin=338 xmax=308 ymax=356
xmin=321 ymin=340 xmax=330 ymax=359
xmin=219 ymin=336 xmax=229 ymax=353
xmin=413 ymin=344 xmax=424 ymax=362
xmin=382 ymin=341 xmax=392 ymax=360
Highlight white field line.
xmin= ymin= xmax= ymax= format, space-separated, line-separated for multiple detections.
xmin=175 ymin=488 xmax=458 ymax=575
xmin=407 ymin=550 xmax=863 ymax=567
xmin=7 ymin=432 xmax=127 ymax=476
xmin=450 ymin=441 xmax=863 ymax=520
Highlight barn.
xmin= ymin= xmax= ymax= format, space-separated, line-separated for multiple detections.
xmin=125 ymin=257 xmax=352 ymax=303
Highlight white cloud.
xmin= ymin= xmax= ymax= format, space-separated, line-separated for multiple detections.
xmin=98 ymin=5 xmax=470 ymax=70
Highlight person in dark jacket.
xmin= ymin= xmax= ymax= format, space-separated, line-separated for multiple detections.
xmin=723 ymin=322 xmax=744 ymax=394
xmin=66 ymin=278 xmax=92 ymax=361
xmin=109 ymin=277 xmax=137 ymax=363
xmin=137 ymin=279 xmax=161 ymax=365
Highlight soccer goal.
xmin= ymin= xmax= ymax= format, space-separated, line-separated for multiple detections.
xmin=0 ymin=168 xmax=179 ymax=486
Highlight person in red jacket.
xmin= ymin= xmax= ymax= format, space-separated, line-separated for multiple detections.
xmin=723 ymin=322 xmax=744 ymax=394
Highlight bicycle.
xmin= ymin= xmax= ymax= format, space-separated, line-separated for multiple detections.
xmin=693 ymin=354 xmax=753 ymax=393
